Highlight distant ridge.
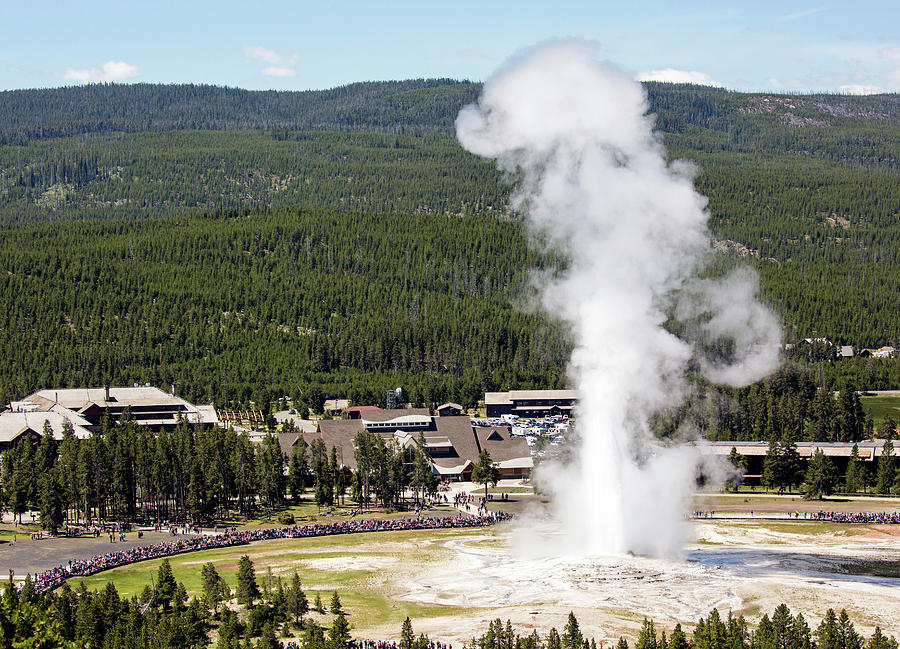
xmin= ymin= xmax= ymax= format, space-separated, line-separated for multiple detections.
xmin=0 ymin=80 xmax=898 ymax=145
xmin=0 ymin=80 xmax=481 ymax=144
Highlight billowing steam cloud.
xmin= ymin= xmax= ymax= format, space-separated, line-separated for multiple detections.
xmin=457 ymin=41 xmax=780 ymax=558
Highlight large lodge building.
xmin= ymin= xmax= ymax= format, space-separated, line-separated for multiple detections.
xmin=280 ymin=407 xmax=533 ymax=481
xmin=484 ymin=389 xmax=578 ymax=418
xmin=0 ymin=386 xmax=218 ymax=451
xmin=0 ymin=386 xmax=532 ymax=481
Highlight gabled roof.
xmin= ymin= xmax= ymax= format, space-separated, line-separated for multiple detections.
xmin=431 ymin=416 xmax=480 ymax=470
xmin=344 ymin=405 xmax=381 ymax=413
xmin=475 ymin=426 xmax=532 ymax=463
xmin=17 ymin=386 xmax=218 ymax=426
xmin=432 ymin=460 xmax=473 ymax=476
xmin=312 ymin=419 xmax=366 ymax=469
xmin=0 ymin=411 xmax=92 ymax=442
xmin=277 ymin=432 xmax=303 ymax=458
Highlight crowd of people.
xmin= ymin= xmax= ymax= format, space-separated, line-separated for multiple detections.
xmin=31 ymin=512 xmax=511 ymax=594
xmin=281 ymin=640 xmax=455 ymax=649
xmin=691 ymin=509 xmax=900 ymax=523
xmin=452 ymin=491 xmax=499 ymax=516
xmin=810 ymin=510 xmax=900 ymax=524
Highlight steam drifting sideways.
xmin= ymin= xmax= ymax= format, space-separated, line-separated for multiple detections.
xmin=456 ymin=42 xmax=781 ymax=558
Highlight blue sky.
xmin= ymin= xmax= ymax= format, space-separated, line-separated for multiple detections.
xmin=2 ymin=1 xmax=898 ymax=94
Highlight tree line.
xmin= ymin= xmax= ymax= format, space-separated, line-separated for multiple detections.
xmin=2 ymin=558 xmax=897 ymax=649
xmin=0 ymin=417 xmax=291 ymax=532
xmin=657 ymin=365 xmax=878 ymax=443
xmin=741 ymin=432 xmax=900 ymax=497
xmin=0 ymin=414 xmax=460 ymax=533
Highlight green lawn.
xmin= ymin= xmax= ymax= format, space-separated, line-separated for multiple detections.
xmin=68 ymin=528 xmax=481 ymax=630
xmin=859 ymin=394 xmax=900 ymax=427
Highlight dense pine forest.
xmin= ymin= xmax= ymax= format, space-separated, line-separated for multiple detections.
xmin=1 ymin=81 xmax=899 ymax=422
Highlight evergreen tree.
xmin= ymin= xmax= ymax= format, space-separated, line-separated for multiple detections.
xmin=866 ymin=628 xmax=897 ymax=649
xmin=236 ymin=555 xmax=261 ymax=608
xmin=289 ymin=440 xmax=309 ymax=501
xmin=19 ymin=574 xmax=35 ymax=604
xmin=329 ymin=591 xmax=343 ymax=615
xmin=155 ymin=559 xmax=177 ymax=611
xmin=563 ymin=613 xmax=584 ymax=649
xmin=725 ymin=447 xmax=747 ymax=492
xmin=286 ymin=571 xmax=309 ymax=627
xmin=844 ymin=444 xmax=863 ymax=493
xmin=329 ymin=612 xmax=351 ymax=649
xmin=471 ymin=449 xmax=500 ymax=498
xmin=401 ymin=617 xmax=415 ymax=649
xmin=202 ymin=562 xmax=229 ymax=615
xmin=875 ymin=436 xmax=895 ymax=494
xmin=669 ymin=624 xmax=689 ymax=649
xmin=804 ymin=449 xmax=837 ymax=499
xmin=257 ymin=621 xmax=280 ymax=649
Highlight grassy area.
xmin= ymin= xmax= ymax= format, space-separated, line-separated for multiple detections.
xmin=694 ymin=492 xmax=900 ymax=515
xmin=860 ymin=394 xmax=900 ymax=427
xmin=467 ymin=486 xmax=533 ymax=496
xmin=731 ymin=520 xmax=869 ymax=536
xmin=67 ymin=527 xmax=482 ymax=630
xmin=0 ymin=523 xmax=41 ymax=539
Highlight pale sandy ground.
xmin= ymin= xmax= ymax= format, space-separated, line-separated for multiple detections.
xmin=349 ymin=519 xmax=900 ymax=644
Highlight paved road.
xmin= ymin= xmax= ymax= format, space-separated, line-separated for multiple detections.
xmin=0 ymin=531 xmax=201 ymax=579
xmin=0 ymin=509 xmax=465 ymax=579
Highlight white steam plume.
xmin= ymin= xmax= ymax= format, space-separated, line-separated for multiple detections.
xmin=457 ymin=41 xmax=780 ymax=558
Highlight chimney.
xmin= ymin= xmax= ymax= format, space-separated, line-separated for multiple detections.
xmin=104 ymin=385 xmax=110 ymax=402
xmin=171 ymin=383 xmax=177 ymax=397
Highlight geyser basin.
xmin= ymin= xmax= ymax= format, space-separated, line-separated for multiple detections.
xmin=398 ymin=522 xmax=900 ymax=639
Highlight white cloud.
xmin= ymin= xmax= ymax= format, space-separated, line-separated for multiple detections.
xmin=777 ymin=6 xmax=831 ymax=22
xmin=838 ymin=84 xmax=885 ymax=95
xmin=242 ymin=45 xmax=298 ymax=78
xmin=261 ymin=66 xmax=296 ymax=77
xmin=636 ymin=68 xmax=723 ymax=87
xmin=63 ymin=60 xmax=138 ymax=83
xmin=242 ymin=45 xmax=283 ymax=65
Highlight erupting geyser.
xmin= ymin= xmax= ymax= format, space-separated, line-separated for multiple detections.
xmin=456 ymin=41 xmax=781 ymax=558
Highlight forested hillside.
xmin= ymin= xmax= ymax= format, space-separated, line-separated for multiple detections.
xmin=0 ymin=207 xmax=566 ymax=407
xmin=0 ymin=81 xmax=898 ymax=415
xmin=0 ymin=80 xmax=480 ymax=145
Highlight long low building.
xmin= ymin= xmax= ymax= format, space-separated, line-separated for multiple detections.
xmin=706 ymin=440 xmax=891 ymax=460
xmin=3 ymin=386 xmax=218 ymax=440
xmin=485 ymin=389 xmax=578 ymax=417
xmin=279 ymin=407 xmax=532 ymax=481
xmin=705 ymin=440 xmax=891 ymax=483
